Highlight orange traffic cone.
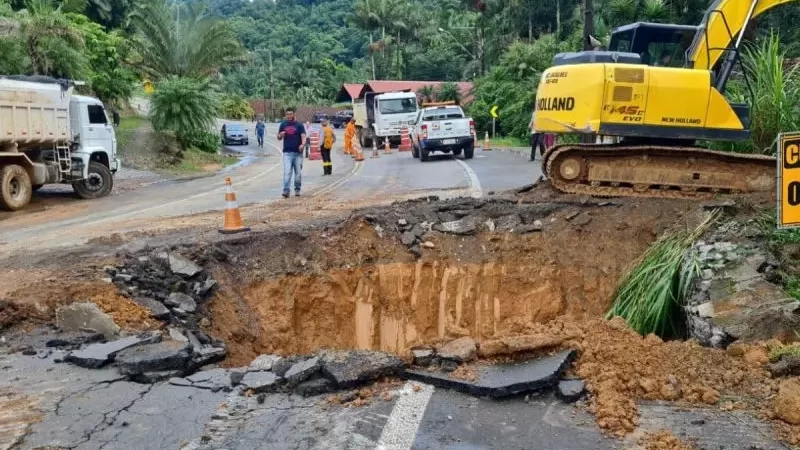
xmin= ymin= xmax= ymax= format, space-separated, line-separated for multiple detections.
xmin=384 ymin=140 xmax=392 ymax=154
xmin=219 ymin=177 xmax=250 ymax=234
xmin=352 ymin=135 xmax=365 ymax=161
xmin=483 ymin=132 xmax=492 ymax=151
xmin=371 ymin=140 xmax=380 ymax=158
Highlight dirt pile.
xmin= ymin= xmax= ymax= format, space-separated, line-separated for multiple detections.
xmin=502 ymin=316 xmax=800 ymax=443
xmin=640 ymin=430 xmax=697 ymax=450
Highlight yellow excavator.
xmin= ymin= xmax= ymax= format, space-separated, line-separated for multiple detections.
xmin=535 ymin=0 xmax=793 ymax=199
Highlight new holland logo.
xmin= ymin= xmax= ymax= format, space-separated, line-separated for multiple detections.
xmin=537 ymin=97 xmax=575 ymax=112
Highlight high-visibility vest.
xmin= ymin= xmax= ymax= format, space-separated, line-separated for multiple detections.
xmin=323 ymin=126 xmax=335 ymax=149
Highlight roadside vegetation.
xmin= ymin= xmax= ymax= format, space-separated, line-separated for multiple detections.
xmin=607 ymin=214 xmax=717 ymax=338
xmin=757 ymin=213 xmax=800 ymax=302
xmin=712 ymin=33 xmax=800 ymax=154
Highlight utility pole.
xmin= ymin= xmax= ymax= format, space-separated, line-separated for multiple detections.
xmin=583 ymin=0 xmax=594 ymax=52
xmin=268 ymin=48 xmax=275 ymax=122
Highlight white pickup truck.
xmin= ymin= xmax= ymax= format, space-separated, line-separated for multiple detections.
xmin=410 ymin=103 xmax=475 ymax=162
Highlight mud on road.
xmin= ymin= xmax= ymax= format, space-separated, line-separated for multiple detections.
xmin=1 ymin=185 xmax=799 ymax=448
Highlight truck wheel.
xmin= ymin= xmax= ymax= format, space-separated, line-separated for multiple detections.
xmin=463 ymin=143 xmax=475 ymax=160
xmin=0 ymin=164 xmax=32 ymax=211
xmin=73 ymin=161 xmax=113 ymax=200
xmin=420 ymin=147 xmax=430 ymax=162
xmin=452 ymin=148 xmax=463 ymax=156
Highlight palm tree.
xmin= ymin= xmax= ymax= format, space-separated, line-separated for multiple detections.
xmin=8 ymin=0 xmax=88 ymax=79
xmin=129 ymin=0 xmax=245 ymax=81
xmin=417 ymin=85 xmax=435 ymax=103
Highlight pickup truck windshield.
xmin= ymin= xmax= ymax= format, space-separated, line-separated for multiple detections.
xmin=422 ymin=107 xmax=464 ymax=121
xmin=379 ymin=98 xmax=417 ymax=114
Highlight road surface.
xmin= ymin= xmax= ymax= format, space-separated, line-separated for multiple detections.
xmin=0 ymin=122 xmax=539 ymax=255
xmin=1 ymin=352 xmax=785 ymax=450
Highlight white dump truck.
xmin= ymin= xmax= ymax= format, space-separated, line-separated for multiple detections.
xmin=0 ymin=75 xmax=118 ymax=211
xmin=353 ymin=90 xmax=419 ymax=148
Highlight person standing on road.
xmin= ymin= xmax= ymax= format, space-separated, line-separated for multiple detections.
xmin=277 ymin=108 xmax=307 ymax=198
xmin=255 ymin=118 xmax=266 ymax=148
xmin=344 ymin=118 xmax=356 ymax=155
xmin=529 ymin=109 xmax=546 ymax=161
xmin=304 ymin=120 xmax=312 ymax=158
xmin=320 ymin=119 xmax=336 ymax=176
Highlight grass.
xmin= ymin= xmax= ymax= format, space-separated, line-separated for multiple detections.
xmin=754 ymin=212 xmax=800 ymax=302
xmin=606 ymin=213 xmax=719 ymax=338
xmin=116 ymin=116 xmax=150 ymax=155
xmin=756 ymin=212 xmax=800 ymax=246
xmin=769 ymin=340 xmax=800 ymax=362
xmin=165 ymin=147 xmax=238 ymax=175
xmin=489 ymin=136 xmax=529 ymax=148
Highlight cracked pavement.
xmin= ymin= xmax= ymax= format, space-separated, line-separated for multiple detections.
xmin=1 ymin=351 xmax=790 ymax=450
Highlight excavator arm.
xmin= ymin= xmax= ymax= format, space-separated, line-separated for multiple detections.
xmin=688 ymin=0 xmax=796 ymax=72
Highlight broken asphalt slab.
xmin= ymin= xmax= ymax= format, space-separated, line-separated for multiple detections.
xmin=64 ymin=332 xmax=161 ymax=369
xmin=168 ymin=253 xmax=203 ymax=278
xmin=320 ymin=350 xmax=404 ymax=388
xmin=115 ymin=340 xmax=192 ymax=376
xmin=402 ymin=350 xmax=577 ymax=398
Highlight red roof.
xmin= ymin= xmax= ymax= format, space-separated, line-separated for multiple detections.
xmin=360 ymin=80 xmax=474 ymax=103
xmin=335 ymin=83 xmax=366 ymax=102
xmin=343 ymin=83 xmax=363 ymax=99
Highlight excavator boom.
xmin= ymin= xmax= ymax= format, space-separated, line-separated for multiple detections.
xmin=689 ymin=0 xmax=795 ymax=72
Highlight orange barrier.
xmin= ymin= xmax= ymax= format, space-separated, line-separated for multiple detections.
xmin=219 ymin=177 xmax=250 ymax=234
xmin=399 ymin=128 xmax=412 ymax=152
xmin=309 ymin=131 xmax=322 ymax=161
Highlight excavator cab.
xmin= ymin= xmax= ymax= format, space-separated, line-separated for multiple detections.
xmin=607 ymin=23 xmax=697 ymax=68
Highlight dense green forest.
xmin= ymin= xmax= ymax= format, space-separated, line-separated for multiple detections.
xmin=0 ymin=0 xmax=799 ymax=146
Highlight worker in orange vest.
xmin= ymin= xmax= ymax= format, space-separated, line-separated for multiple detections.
xmin=320 ymin=119 xmax=336 ymax=175
xmin=344 ymin=119 xmax=356 ymax=155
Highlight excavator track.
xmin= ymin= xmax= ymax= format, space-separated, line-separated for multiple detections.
xmin=541 ymin=144 xmax=777 ymax=199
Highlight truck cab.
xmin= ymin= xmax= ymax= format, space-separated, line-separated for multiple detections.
xmin=354 ymin=91 xmax=419 ymax=148
xmin=70 ymin=95 xmax=119 ymax=174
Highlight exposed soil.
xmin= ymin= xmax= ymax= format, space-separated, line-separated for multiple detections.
xmin=202 ymin=193 xmax=703 ymax=366
xmin=640 ymin=430 xmax=697 ymax=450
xmin=2 ymin=185 xmax=797 ymax=445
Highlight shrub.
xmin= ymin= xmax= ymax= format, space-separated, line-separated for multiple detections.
xmin=179 ymin=131 xmax=220 ymax=154
xmin=607 ymin=213 xmax=718 ymax=338
xmin=149 ymin=76 xmax=219 ymax=148
xmin=221 ymin=97 xmax=254 ymax=120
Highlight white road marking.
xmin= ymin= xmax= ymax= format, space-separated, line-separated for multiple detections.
xmin=454 ymin=158 xmax=483 ymax=198
xmin=376 ymin=382 xmax=434 ymax=450
xmin=83 ymin=161 xmax=283 ymax=226
xmin=312 ymin=160 xmax=364 ymax=198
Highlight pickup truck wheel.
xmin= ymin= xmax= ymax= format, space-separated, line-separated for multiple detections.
xmin=73 ymin=161 xmax=113 ymax=200
xmin=0 ymin=164 xmax=32 ymax=211
xmin=420 ymin=147 xmax=430 ymax=162
xmin=463 ymin=143 xmax=475 ymax=160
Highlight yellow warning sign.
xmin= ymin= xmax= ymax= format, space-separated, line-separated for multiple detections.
xmin=778 ymin=132 xmax=800 ymax=228
xmin=143 ymin=80 xmax=153 ymax=94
